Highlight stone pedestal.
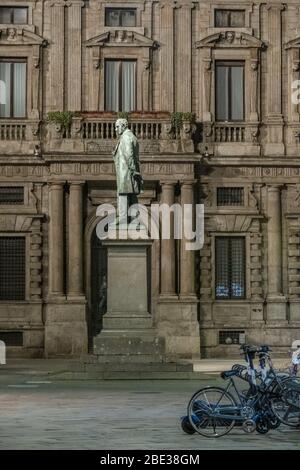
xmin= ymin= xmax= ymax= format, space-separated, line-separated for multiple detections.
xmin=45 ymin=299 xmax=88 ymax=357
xmin=93 ymin=235 xmax=166 ymax=362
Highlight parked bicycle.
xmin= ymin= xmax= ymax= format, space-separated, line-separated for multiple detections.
xmin=181 ymin=344 xmax=300 ymax=438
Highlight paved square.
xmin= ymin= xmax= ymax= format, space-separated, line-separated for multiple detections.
xmin=0 ymin=372 xmax=299 ymax=450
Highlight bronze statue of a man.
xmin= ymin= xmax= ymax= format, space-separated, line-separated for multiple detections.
xmin=113 ymin=118 xmax=143 ymax=223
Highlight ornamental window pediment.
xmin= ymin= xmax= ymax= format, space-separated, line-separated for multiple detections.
xmin=195 ymin=31 xmax=266 ymax=50
xmin=85 ymin=30 xmax=157 ymax=49
xmin=0 ymin=27 xmax=47 ymax=47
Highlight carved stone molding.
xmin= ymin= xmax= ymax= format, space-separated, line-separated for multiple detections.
xmin=195 ymin=31 xmax=266 ymax=50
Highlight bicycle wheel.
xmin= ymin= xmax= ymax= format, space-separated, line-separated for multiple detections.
xmin=181 ymin=416 xmax=196 ymax=435
xmin=187 ymin=386 xmax=238 ymax=438
xmin=271 ymin=378 xmax=300 ymax=427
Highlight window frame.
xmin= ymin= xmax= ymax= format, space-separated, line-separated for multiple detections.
xmin=0 ymin=58 xmax=27 ymax=119
xmin=215 ymin=60 xmax=245 ymax=122
xmin=213 ymin=235 xmax=247 ymax=301
xmin=105 ymin=7 xmax=137 ymax=27
xmin=0 ymin=6 xmax=28 ymax=24
xmin=104 ymin=58 xmax=137 ymax=112
xmin=209 ymin=4 xmax=252 ymax=30
xmin=214 ymin=9 xmax=245 ymax=28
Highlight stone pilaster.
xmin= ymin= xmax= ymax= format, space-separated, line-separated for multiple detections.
xmin=265 ymin=4 xmax=285 ymax=155
xmin=176 ymin=2 xmax=194 ymax=112
xmin=30 ymin=217 xmax=43 ymax=301
xmin=66 ymin=1 xmax=84 ymax=111
xmin=67 ymin=181 xmax=84 ymax=298
xmin=160 ymin=181 xmax=176 ymax=296
xmin=266 ymin=185 xmax=286 ymax=321
xmin=49 ymin=1 xmax=65 ymax=111
xmin=48 ymin=182 xmax=65 ymax=297
xmin=180 ymin=182 xmax=195 ymax=297
xmin=160 ymin=1 xmax=176 ymax=112
xmin=249 ymin=50 xmax=259 ymax=122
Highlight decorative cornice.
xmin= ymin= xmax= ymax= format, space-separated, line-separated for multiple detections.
xmin=0 ymin=28 xmax=48 ymax=46
xmin=195 ymin=31 xmax=267 ymax=50
xmin=85 ymin=30 xmax=158 ymax=49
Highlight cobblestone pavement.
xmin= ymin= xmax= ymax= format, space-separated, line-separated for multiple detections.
xmin=0 ymin=374 xmax=299 ymax=450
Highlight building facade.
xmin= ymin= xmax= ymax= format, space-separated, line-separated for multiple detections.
xmin=0 ymin=0 xmax=300 ymax=359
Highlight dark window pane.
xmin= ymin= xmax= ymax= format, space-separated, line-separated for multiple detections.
xmin=231 ymin=66 xmax=244 ymax=120
xmin=105 ymin=9 xmax=120 ymax=26
xmin=105 ymin=60 xmax=136 ymax=112
xmin=0 ymin=8 xmax=12 ymax=24
xmin=13 ymin=62 xmax=26 ymax=117
xmin=0 ymin=237 xmax=26 ymax=301
xmin=231 ymin=11 xmax=245 ymax=27
xmin=105 ymin=60 xmax=119 ymax=111
xmin=215 ymin=10 xmax=230 ymax=27
xmin=13 ymin=7 xmax=28 ymax=24
xmin=215 ymin=9 xmax=245 ymax=27
xmin=0 ymin=60 xmax=27 ymax=118
xmin=105 ymin=8 xmax=136 ymax=27
xmin=121 ymin=10 xmax=136 ymax=27
xmin=0 ymin=187 xmax=24 ymax=204
xmin=121 ymin=61 xmax=136 ymax=111
xmin=216 ymin=65 xmax=229 ymax=121
xmin=216 ymin=62 xmax=244 ymax=121
xmin=0 ymin=62 xmax=11 ymax=118
xmin=215 ymin=237 xmax=245 ymax=300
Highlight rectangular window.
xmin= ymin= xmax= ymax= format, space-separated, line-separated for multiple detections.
xmin=105 ymin=8 xmax=137 ymax=27
xmin=0 ymin=237 xmax=26 ymax=301
xmin=215 ymin=9 xmax=245 ymax=27
xmin=0 ymin=60 xmax=26 ymax=118
xmin=216 ymin=61 xmax=244 ymax=121
xmin=105 ymin=60 xmax=136 ymax=112
xmin=217 ymin=188 xmax=244 ymax=206
xmin=0 ymin=187 xmax=24 ymax=204
xmin=215 ymin=237 xmax=245 ymax=300
xmin=0 ymin=7 xmax=28 ymax=24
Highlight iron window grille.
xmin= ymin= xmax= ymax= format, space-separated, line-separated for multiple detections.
xmin=0 ymin=237 xmax=26 ymax=301
xmin=219 ymin=330 xmax=245 ymax=345
xmin=215 ymin=236 xmax=246 ymax=300
xmin=0 ymin=331 xmax=23 ymax=346
xmin=0 ymin=187 xmax=24 ymax=204
xmin=217 ymin=187 xmax=244 ymax=206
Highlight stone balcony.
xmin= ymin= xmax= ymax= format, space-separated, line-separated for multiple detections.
xmin=203 ymin=121 xmax=260 ymax=157
xmin=45 ymin=114 xmax=195 ymax=155
xmin=0 ymin=119 xmax=41 ymax=155
xmin=0 ymin=114 xmax=196 ymax=156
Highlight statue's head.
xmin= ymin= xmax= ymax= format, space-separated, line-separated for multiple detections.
xmin=115 ymin=118 xmax=128 ymax=136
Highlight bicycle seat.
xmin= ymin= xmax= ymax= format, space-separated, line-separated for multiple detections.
xmin=220 ymin=370 xmax=238 ymax=380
